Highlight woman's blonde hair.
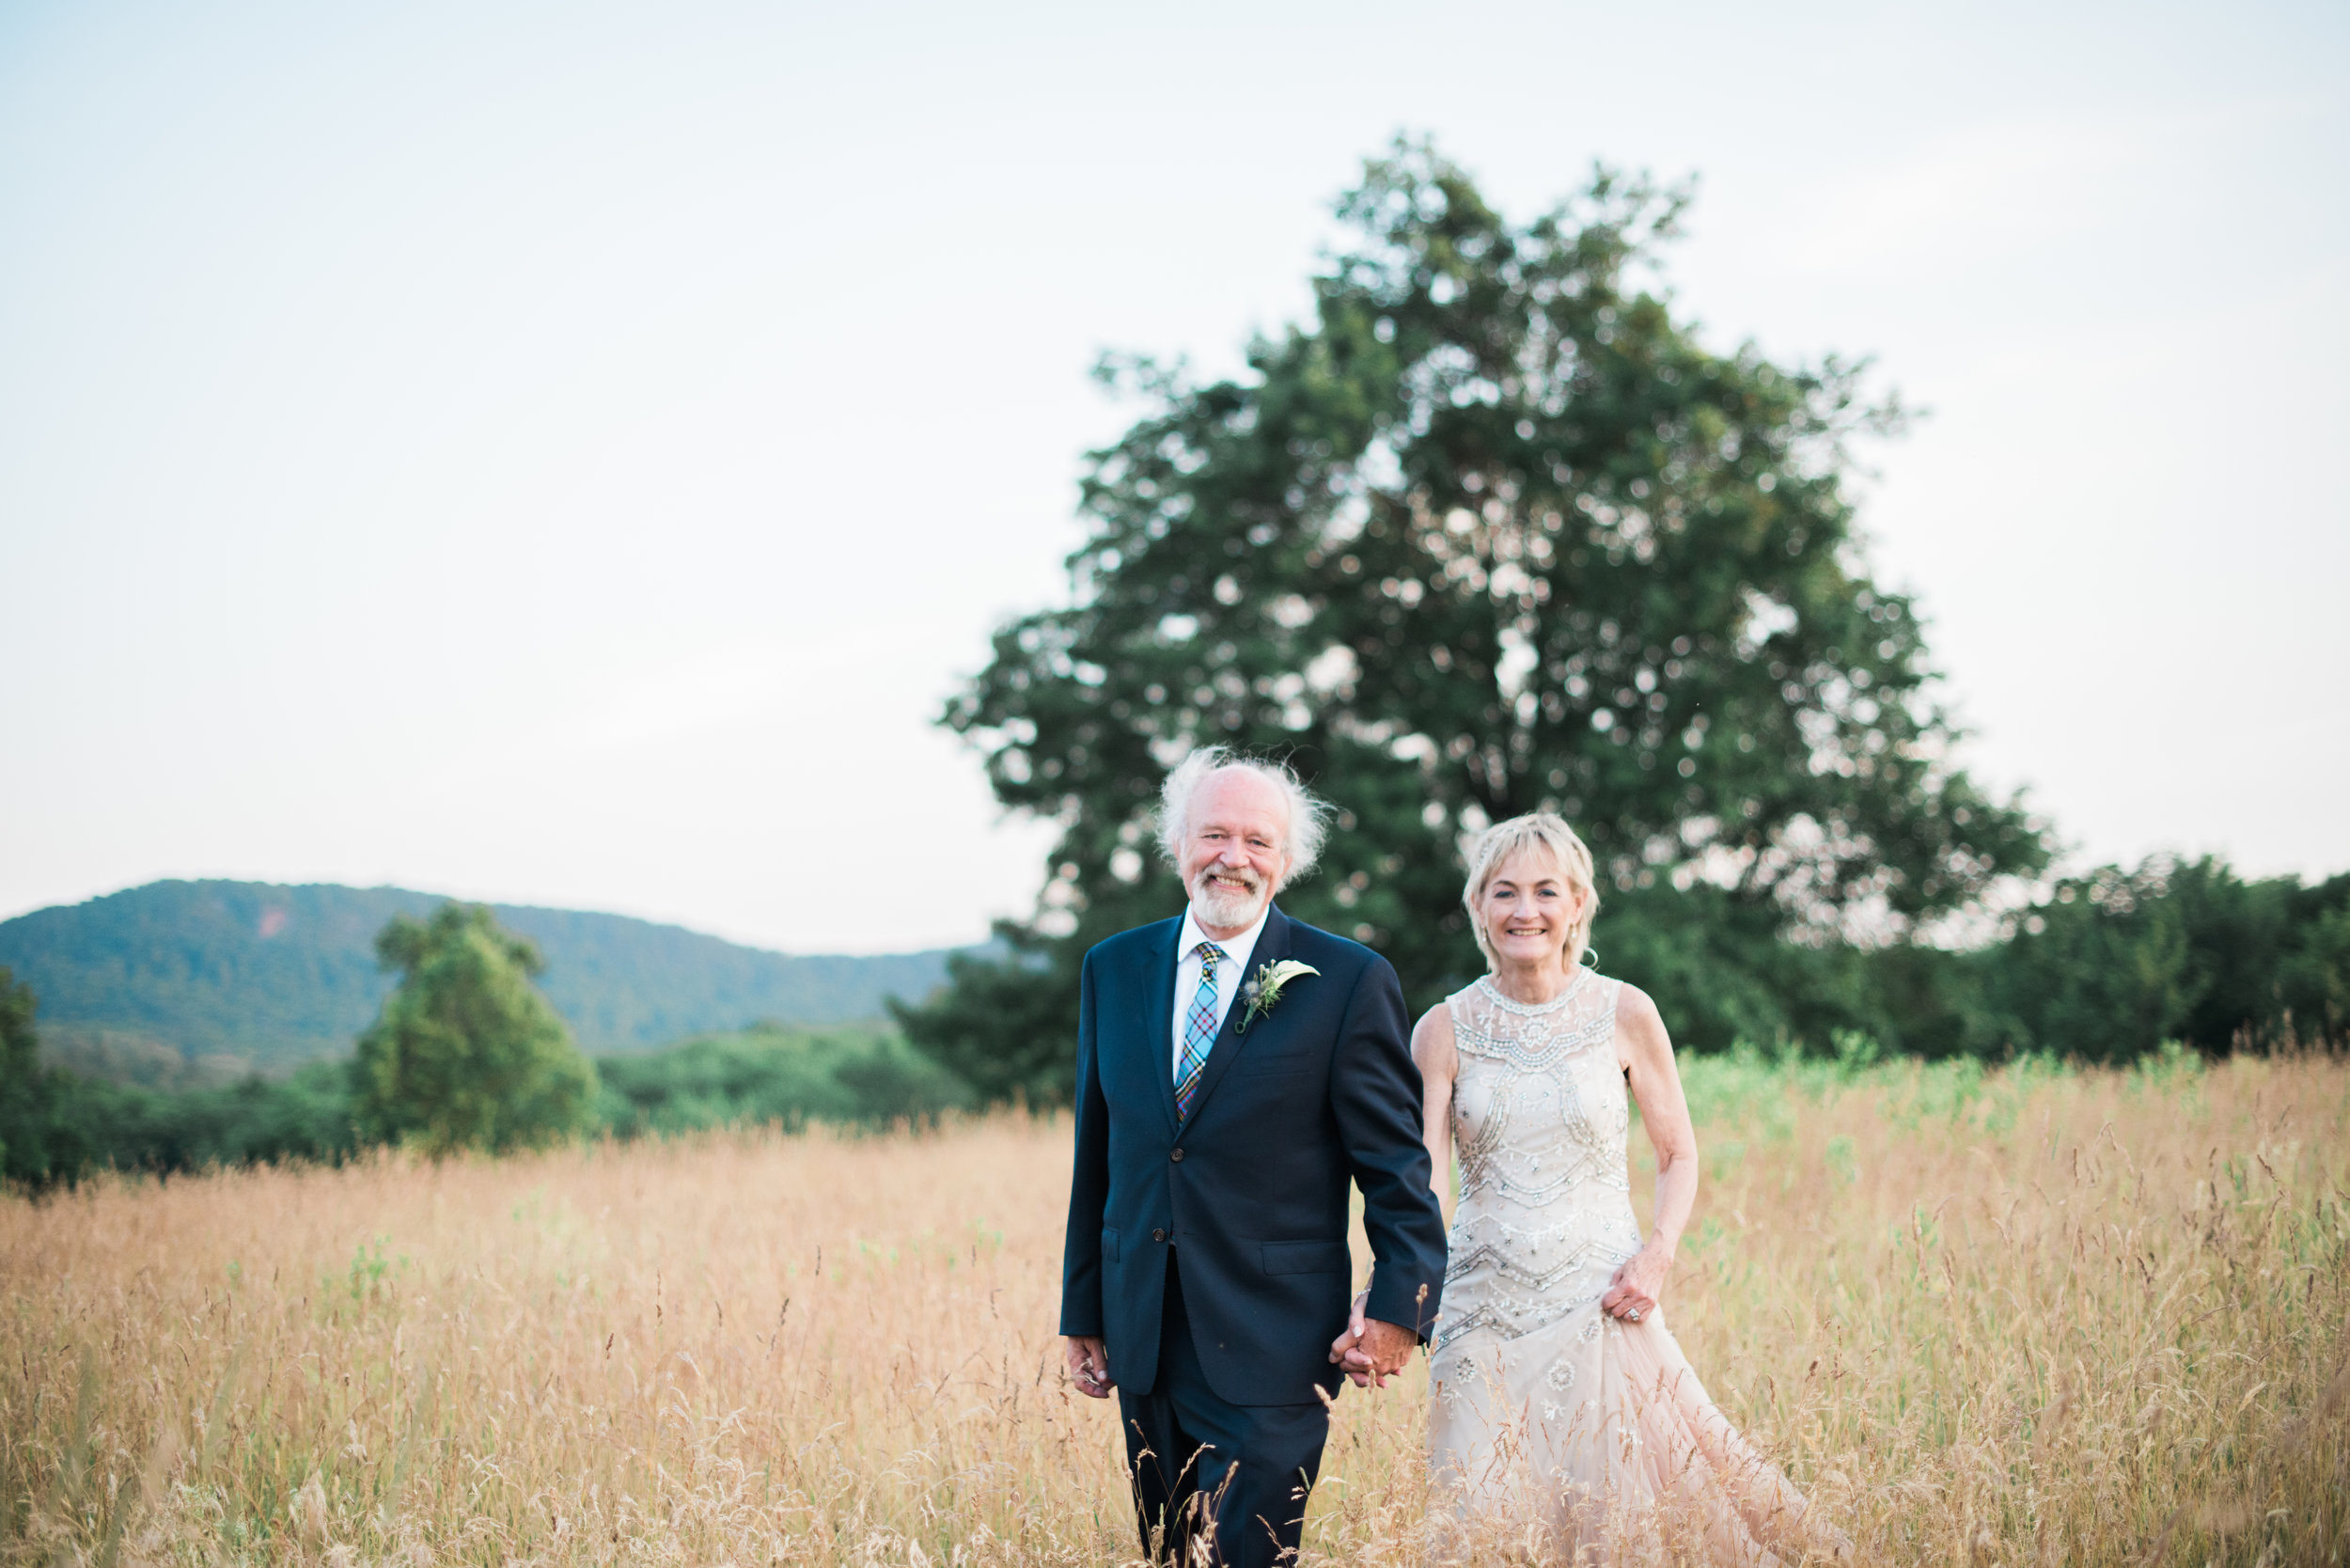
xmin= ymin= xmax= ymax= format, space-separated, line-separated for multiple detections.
xmin=1461 ymin=812 xmax=1602 ymax=973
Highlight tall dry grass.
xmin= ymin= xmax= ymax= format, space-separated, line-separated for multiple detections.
xmin=4 ymin=1048 xmax=2344 ymax=1566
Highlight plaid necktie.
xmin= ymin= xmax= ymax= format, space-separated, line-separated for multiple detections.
xmin=1175 ymin=940 xmax=1225 ymax=1119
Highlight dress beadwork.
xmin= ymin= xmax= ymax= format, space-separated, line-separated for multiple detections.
xmin=1424 ymin=972 xmax=1845 ymax=1564
xmin=1435 ymin=972 xmax=1642 ymax=1354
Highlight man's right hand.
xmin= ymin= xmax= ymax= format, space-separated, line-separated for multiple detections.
xmin=1065 ymin=1335 xmax=1113 ymax=1399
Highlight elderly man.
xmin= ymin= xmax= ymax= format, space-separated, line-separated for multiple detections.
xmin=1060 ymin=746 xmax=1448 ymax=1566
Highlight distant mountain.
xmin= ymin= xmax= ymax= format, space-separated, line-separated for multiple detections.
xmin=0 ymin=880 xmax=964 ymax=1082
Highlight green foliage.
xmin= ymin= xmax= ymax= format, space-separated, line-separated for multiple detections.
xmin=594 ymin=1023 xmax=973 ymax=1137
xmin=8 ymin=939 xmax=978 ymax=1187
xmin=7 ymin=851 xmax=2335 ymax=1186
xmin=353 ymin=904 xmax=598 ymax=1157
xmin=1959 ymin=857 xmax=2350 ymax=1062
xmin=901 ymin=140 xmax=2045 ymax=1096
xmin=1601 ymin=858 xmax=2350 ymax=1064
xmin=1673 ymin=1034 xmax=2069 ymax=1150
xmin=890 ymin=925 xmax=1066 ymax=1105
xmin=0 ymin=879 xmax=966 ymax=1074
xmin=2280 ymin=904 xmax=2350 ymax=1032
xmin=33 ymin=1027 xmax=251 ymax=1091
xmin=7 ymin=1026 xmax=968 ymax=1190
xmin=5 ymin=965 xmax=359 ymax=1188
xmin=1591 ymin=881 xmax=1922 ymax=1054
xmin=1 ymin=966 xmax=77 ymax=1184
xmin=54 ymin=1063 xmax=361 ymax=1174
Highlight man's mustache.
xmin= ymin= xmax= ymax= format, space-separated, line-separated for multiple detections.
xmin=1193 ymin=866 xmax=1265 ymax=894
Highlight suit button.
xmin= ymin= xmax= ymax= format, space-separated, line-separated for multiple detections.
xmin=1169 ymin=1148 xmax=1184 ymax=1163
xmin=1152 ymin=1228 xmax=1167 ymax=1243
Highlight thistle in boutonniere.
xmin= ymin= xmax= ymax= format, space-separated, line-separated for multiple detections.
xmin=1236 ymin=959 xmax=1319 ymax=1033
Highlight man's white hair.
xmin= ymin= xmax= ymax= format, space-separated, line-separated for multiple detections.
xmin=1155 ymin=746 xmax=1330 ymax=888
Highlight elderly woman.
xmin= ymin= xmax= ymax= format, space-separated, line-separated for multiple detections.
xmin=1336 ymin=812 xmax=1850 ymax=1563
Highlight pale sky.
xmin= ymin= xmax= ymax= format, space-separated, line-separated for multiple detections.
xmin=3 ymin=0 xmax=2344 ymax=954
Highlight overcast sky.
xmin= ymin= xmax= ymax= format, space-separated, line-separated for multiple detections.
xmin=3 ymin=0 xmax=2344 ymax=954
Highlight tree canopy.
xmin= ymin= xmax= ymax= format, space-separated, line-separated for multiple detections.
xmin=1964 ymin=857 xmax=2350 ymax=1060
xmin=354 ymin=903 xmax=598 ymax=1156
xmin=899 ymin=141 xmax=2048 ymax=1100
xmin=0 ymin=966 xmax=76 ymax=1185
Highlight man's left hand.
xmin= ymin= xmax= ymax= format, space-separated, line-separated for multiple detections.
xmin=1064 ymin=1335 xmax=1114 ymax=1399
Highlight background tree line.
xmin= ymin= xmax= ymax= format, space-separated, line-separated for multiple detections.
xmin=0 ymin=903 xmax=967 ymax=1190
xmin=8 ymin=852 xmax=2338 ymax=1187
xmin=894 ymin=142 xmax=2350 ymax=1103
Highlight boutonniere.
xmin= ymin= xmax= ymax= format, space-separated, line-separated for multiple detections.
xmin=1236 ymin=960 xmax=1320 ymax=1034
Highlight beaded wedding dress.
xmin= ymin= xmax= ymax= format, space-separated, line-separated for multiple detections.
xmin=1426 ymin=973 xmax=1844 ymax=1565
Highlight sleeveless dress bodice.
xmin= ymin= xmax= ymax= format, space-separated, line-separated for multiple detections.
xmin=1436 ymin=971 xmax=1643 ymax=1355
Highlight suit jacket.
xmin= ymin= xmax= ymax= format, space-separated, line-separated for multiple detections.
xmin=1058 ymin=902 xmax=1449 ymax=1405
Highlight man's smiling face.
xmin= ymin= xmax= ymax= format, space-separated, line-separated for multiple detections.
xmin=1177 ymin=767 xmax=1294 ymax=937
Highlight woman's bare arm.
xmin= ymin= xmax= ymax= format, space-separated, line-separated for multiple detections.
xmin=1412 ymin=1003 xmax=1458 ymax=1220
xmin=1602 ymin=984 xmax=1699 ymax=1321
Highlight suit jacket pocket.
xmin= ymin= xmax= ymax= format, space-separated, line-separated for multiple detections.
xmin=1261 ymin=1239 xmax=1350 ymax=1276
xmin=1102 ymin=1227 xmax=1120 ymax=1262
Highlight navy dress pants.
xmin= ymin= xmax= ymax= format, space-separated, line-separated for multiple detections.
xmin=1117 ymin=1251 xmax=1331 ymax=1568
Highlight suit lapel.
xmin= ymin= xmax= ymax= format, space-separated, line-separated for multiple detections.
xmin=1141 ymin=921 xmax=1182 ymax=1136
xmin=1174 ymin=904 xmax=1292 ymax=1137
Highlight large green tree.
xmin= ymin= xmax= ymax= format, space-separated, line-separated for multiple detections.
xmin=354 ymin=903 xmax=597 ymax=1156
xmin=899 ymin=142 xmax=2045 ymax=1100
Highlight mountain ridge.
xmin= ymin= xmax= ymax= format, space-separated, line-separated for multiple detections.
xmin=0 ymin=880 xmax=965 ymax=1082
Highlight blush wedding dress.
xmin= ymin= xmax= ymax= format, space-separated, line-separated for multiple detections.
xmin=1425 ymin=972 xmax=1849 ymax=1565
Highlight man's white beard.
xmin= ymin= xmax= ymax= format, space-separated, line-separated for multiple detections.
xmin=1190 ymin=868 xmax=1271 ymax=931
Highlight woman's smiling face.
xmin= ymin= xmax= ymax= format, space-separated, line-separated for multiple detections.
xmin=1479 ymin=848 xmax=1584 ymax=971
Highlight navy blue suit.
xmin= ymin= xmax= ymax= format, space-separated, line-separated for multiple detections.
xmin=1060 ymin=903 xmax=1448 ymax=1565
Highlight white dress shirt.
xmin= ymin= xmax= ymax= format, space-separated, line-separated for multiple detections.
xmin=1170 ymin=902 xmax=1271 ymax=1077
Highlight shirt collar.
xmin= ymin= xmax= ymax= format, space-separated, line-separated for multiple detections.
xmin=1176 ymin=902 xmax=1271 ymax=969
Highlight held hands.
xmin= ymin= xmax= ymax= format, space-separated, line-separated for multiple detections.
xmin=1064 ymin=1335 xmax=1113 ymax=1399
xmin=1599 ymin=1241 xmax=1674 ymax=1324
xmin=1326 ymin=1288 xmax=1416 ymax=1388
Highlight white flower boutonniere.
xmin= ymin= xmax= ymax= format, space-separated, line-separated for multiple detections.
xmin=1235 ymin=959 xmax=1320 ymax=1034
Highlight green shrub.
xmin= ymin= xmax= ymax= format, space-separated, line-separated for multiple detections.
xmin=594 ymin=1023 xmax=973 ymax=1137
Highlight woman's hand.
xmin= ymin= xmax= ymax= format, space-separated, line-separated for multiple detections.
xmin=1327 ymin=1287 xmax=1372 ymax=1384
xmin=1600 ymin=1242 xmax=1673 ymax=1324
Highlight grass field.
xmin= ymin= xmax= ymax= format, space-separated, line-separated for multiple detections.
xmin=4 ymin=1046 xmax=2345 ymax=1566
